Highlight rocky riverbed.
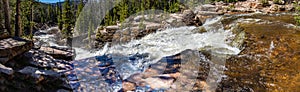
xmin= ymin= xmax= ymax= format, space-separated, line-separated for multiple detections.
xmin=0 ymin=0 xmax=300 ymax=91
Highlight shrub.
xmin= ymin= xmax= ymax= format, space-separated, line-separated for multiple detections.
xmin=273 ymin=0 xmax=284 ymax=5
xmin=260 ymin=0 xmax=269 ymax=7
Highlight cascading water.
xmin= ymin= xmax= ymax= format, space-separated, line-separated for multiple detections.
xmin=33 ymin=15 xmax=242 ymax=91
xmin=68 ymin=16 xmax=242 ymax=91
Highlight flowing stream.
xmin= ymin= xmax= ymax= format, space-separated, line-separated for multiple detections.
xmin=32 ymin=12 xmax=300 ymax=91
xmin=70 ymin=16 xmax=241 ymax=91
xmin=34 ymin=15 xmax=241 ymax=91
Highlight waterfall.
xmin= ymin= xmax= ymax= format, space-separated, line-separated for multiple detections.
xmin=34 ymin=17 xmax=242 ymax=91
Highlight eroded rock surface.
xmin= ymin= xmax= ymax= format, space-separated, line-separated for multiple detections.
xmin=0 ymin=37 xmax=33 ymax=63
xmin=0 ymin=49 xmax=74 ymax=91
xmin=39 ymin=46 xmax=75 ymax=61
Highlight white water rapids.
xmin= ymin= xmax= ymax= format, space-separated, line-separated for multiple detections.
xmin=78 ymin=16 xmax=240 ymax=60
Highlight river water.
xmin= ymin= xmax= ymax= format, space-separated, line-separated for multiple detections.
xmin=33 ymin=12 xmax=300 ymax=91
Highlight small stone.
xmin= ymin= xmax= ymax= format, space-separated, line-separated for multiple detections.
xmin=142 ymin=77 xmax=174 ymax=89
xmin=122 ymin=81 xmax=136 ymax=91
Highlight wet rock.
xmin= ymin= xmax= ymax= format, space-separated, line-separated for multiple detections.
xmin=191 ymin=26 xmax=207 ymax=33
xmin=228 ymin=24 xmax=247 ymax=50
xmin=106 ymin=25 xmax=119 ymax=31
xmin=182 ymin=10 xmax=197 ymax=26
xmin=143 ymin=77 xmax=174 ymax=89
xmin=0 ymin=37 xmax=33 ymax=63
xmin=122 ymin=81 xmax=136 ymax=91
xmin=197 ymin=11 xmax=224 ymax=16
xmin=122 ymin=50 xmax=211 ymax=91
xmin=0 ymin=63 xmax=13 ymax=75
xmin=46 ymin=27 xmax=60 ymax=34
xmin=39 ymin=46 xmax=75 ymax=61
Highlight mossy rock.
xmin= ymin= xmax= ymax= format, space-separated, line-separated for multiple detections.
xmin=230 ymin=24 xmax=246 ymax=49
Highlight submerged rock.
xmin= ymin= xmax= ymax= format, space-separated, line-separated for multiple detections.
xmin=230 ymin=24 xmax=246 ymax=49
xmin=72 ymin=50 xmax=211 ymax=91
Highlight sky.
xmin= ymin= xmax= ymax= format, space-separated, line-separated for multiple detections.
xmin=38 ymin=0 xmax=65 ymax=3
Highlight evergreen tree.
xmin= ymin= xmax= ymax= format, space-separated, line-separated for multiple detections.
xmin=62 ymin=0 xmax=72 ymax=37
xmin=15 ymin=0 xmax=21 ymax=37
xmin=77 ymin=0 xmax=84 ymax=17
xmin=62 ymin=0 xmax=73 ymax=46
xmin=2 ymin=0 xmax=11 ymax=35
xmin=29 ymin=0 xmax=35 ymax=38
xmin=57 ymin=2 xmax=63 ymax=30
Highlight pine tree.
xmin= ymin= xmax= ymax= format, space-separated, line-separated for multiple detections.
xmin=15 ymin=0 xmax=22 ymax=37
xmin=47 ymin=4 xmax=52 ymax=22
xmin=62 ymin=0 xmax=73 ymax=46
xmin=30 ymin=0 xmax=34 ymax=38
xmin=2 ymin=0 xmax=11 ymax=35
xmin=62 ymin=0 xmax=72 ymax=37
xmin=57 ymin=2 xmax=63 ymax=30
xmin=77 ymin=0 xmax=84 ymax=17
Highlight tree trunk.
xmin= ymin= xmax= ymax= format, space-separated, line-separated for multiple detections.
xmin=30 ymin=0 xmax=34 ymax=37
xmin=15 ymin=0 xmax=21 ymax=37
xmin=3 ymin=0 xmax=11 ymax=35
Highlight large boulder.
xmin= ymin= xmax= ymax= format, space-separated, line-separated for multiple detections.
xmin=182 ymin=9 xmax=202 ymax=26
xmin=0 ymin=37 xmax=33 ymax=63
xmin=0 ymin=49 xmax=74 ymax=91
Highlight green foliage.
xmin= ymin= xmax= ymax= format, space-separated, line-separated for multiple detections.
xmin=62 ymin=0 xmax=74 ymax=38
xmin=260 ymin=0 xmax=269 ymax=7
xmin=210 ymin=0 xmax=239 ymax=3
xmin=77 ymin=0 xmax=84 ymax=17
xmin=295 ymin=16 xmax=300 ymax=25
xmin=294 ymin=1 xmax=300 ymax=25
xmin=101 ymin=0 xmax=184 ymax=26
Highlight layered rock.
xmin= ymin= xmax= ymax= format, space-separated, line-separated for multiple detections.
xmin=0 ymin=37 xmax=33 ymax=63
xmin=39 ymin=46 xmax=75 ymax=61
xmin=0 ymin=49 xmax=74 ymax=91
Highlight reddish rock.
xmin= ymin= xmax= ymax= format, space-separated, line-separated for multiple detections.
xmin=122 ymin=81 xmax=136 ymax=91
